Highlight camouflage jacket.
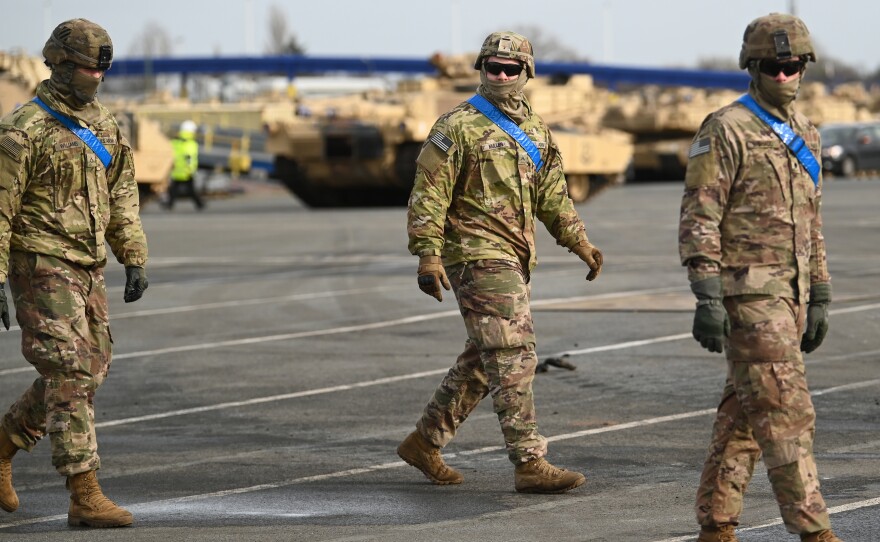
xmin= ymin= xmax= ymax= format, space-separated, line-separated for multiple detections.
xmin=0 ymin=82 xmax=148 ymax=282
xmin=407 ymin=95 xmax=587 ymax=273
xmin=678 ymin=89 xmax=829 ymax=304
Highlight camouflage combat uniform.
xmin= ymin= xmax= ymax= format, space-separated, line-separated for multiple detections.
xmin=408 ymin=90 xmax=590 ymax=463
xmin=0 ymin=81 xmax=148 ymax=476
xmin=679 ymin=87 xmax=831 ymax=533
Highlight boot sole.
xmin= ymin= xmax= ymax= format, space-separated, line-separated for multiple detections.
xmin=396 ymin=450 xmax=463 ymax=485
xmin=515 ymin=475 xmax=586 ymax=494
xmin=0 ymin=501 xmax=18 ymax=513
xmin=68 ymin=516 xmax=133 ymax=528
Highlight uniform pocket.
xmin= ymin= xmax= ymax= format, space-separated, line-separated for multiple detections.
xmin=51 ymin=153 xmax=79 ymax=211
xmin=455 ymin=261 xmax=526 ymax=319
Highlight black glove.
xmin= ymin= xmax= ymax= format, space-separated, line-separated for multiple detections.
xmin=124 ymin=266 xmax=149 ymax=303
xmin=0 ymin=283 xmax=9 ymax=330
xmin=691 ymin=277 xmax=730 ymax=354
xmin=801 ymin=282 xmax=831 ymax=353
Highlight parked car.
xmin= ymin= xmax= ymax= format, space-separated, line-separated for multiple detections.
xmin=820 ymin=122 xmax=880 ymax=177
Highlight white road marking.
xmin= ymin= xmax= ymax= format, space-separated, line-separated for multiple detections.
xmin=4 ymin=379 xmax=878 ymax=530
xmin=0 ymin=286 xmax=685 ymax=377
xmin=652 ymin=496 xmax=880 ymax=542
xmin=3 ymin=289 xmax=875 ymax=380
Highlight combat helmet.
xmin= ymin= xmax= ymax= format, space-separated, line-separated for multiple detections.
xmin=42 ymin=18 xmax=113 ymax=71
xmin=473 ymin=31 xmax=535 ymax=78
xmin=738 ymin=13 xmax=815 ymax=69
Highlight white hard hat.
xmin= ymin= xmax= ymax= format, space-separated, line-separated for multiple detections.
xmin=179 ymin=120 xmax=197 ymax=134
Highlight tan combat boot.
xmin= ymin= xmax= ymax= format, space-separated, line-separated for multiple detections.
xmin=513 ymin=457 xmax=586 ymax=494
xmin=801 ymin=530 xmax=843 ymax=542
xmin=697 ymin=524 xmax=738 ymax=542
xmin=66 ymin=470 xmax=133 ymax=528
xmin=396 ymin=430 xmax=463 ymax=485
xmin=0 ymin=429 xmax=19 ymax=513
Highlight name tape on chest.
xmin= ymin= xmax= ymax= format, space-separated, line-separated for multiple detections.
xmin=466 ymin=94 xmax=544 ymax=172
xmin=736 ymin=94 xmax=820 ymax=187
xmin=32 ymin=97 xmax=113 ymax=169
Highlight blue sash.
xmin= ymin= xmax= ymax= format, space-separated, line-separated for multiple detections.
xmin=33 ymin=97 xmax=112 ymax=169
xmin=736 ymin=94 xmax=819 ymax=187
xmin=467 ymin=94 xmax=544 ymax=172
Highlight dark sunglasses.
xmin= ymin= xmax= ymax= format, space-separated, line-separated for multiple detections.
xmin=484 ymin=61 xmax=524 ymax=77
xmin=759 ymin=59 xmax=805 ymax=77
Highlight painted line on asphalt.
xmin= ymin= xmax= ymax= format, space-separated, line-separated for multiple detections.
xmin=0 ymin=286 xmax=685 ymax=377
xmin=93 ymin=305 xmax=686 ymax=428
xmin=652 ymin=496 xmax=880 ymax=542
xmin=4 ymin=378 xmax=877 ymax=531
xmin=4 ymin=289 xmax=875 ymax=380
xmin=3 ymin=299 xmax=878 ymax=426
xmin=110 ymin=286 xmax=400 ymax=319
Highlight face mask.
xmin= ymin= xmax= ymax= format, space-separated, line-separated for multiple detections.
xmin=479 ymin=69 xmax=528 ymax=100
xmin=760 ymin=77 xmax=800 ymax=108
xmin=49 ymin=62 xmax=102 ymax=108
xmin=749 ymin=64 xmax=801 ymax=109
xmin=69 ymin=68 xmax=102 ymax=105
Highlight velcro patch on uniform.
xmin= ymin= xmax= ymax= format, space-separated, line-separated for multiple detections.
xmin=429 ymin=131 xmax=454 ymax=153
xmin=481 ymin=141 xmax=511 ymax=151
xmin=688 ymin=137 xmax=711 ymax=158
xmin=0 ymin=136 xmax=23 ymax=161
xmin=56 ymin=139 xmax=83 ymax=151
xmin=98 ymin=136 xmax=117 ymax=145
xmin=417 ymin=138 xmax=455 ymax=175
xmin=534 ymin=141 xmax=547 ymax=149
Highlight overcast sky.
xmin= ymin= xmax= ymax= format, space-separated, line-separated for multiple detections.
xmin=2 ymin=0 xmax=877 ymax=73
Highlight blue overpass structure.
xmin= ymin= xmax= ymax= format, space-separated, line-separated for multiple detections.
xmin=106 ymin=55 xmax=751 ymax=90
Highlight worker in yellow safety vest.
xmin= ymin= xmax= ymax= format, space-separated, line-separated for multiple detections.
xmin=166 ymin=120 xmax=204 ymax=210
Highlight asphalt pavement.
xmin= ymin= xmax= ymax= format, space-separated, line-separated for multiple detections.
xmin=0 ymin=177 xmax=878 ymax=542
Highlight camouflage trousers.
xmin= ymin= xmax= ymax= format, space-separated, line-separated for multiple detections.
xmin=696 ymin=295 xmax=830 ymax=534
xmin=0 ymin=252 xmax=112 ymax=476
xmin=416 ymin=259 xmax=547 ymax=464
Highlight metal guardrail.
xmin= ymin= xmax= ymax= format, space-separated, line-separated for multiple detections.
xmin=106 ymin=54 xmax=751 ymax=91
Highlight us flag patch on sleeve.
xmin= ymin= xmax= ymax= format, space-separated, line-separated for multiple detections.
xmin=429 ymin=131 xmax=454 ymax=153
xmin=0 ymin=136 xmax=24 ymax=161
xmin=688 ymin=137 xmax=710 ymax=158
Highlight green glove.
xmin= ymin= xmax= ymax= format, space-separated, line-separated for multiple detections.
xmin=801 ymin=282 xmax=831 ymax=353
xmin=417 ymin=255 xmax=450 ymax=302
xmin=0 ymin=283 xmax=9 ymax=330
xmin=691 ymin=277 xmax=730 ymax=354
xmin=124 ymin=266 xmax=149 ymax=303
xmin=570 ymin=240 xmax=603 ymax=281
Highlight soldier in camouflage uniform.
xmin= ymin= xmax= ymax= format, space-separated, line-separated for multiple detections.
xmin=0 ymin=19 xmax=149 ymax=528
xmin=397 ymin=31 xmax=602 ymax=494
xmin=679 ymin=13 xmax=840 ymax=542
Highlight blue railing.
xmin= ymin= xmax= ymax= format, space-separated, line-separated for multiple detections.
xmin=106 ymin=55 xmax=751 ymax=90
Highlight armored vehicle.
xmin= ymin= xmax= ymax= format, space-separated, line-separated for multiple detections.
xmin=263 ymin=54 xmax=633 ymax=207
xmin=603 ymin=86 xmax=740 ymax=180
xmin=0 ymin=51 xmax=49 ymax=117
xmin=110 ymin=110 xmax=174 ymax=201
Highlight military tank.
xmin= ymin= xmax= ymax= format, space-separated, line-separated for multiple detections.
xmin=263 ymin=53 xmax=633 ymax=207
xmin=604 ymin=81 xmax=878 ymax=181
xmin=603 ymin=86 xmax=740 ymax=180
xmin=0 ymin=50 xmax=49 ymax=117
xmin=109 ymin=110 xmax=174 ymax=201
